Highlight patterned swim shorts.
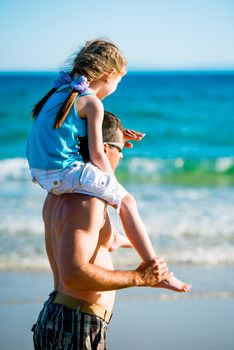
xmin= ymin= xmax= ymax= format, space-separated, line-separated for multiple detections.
xmin=32 ymin=292 xmax=109 ymax=350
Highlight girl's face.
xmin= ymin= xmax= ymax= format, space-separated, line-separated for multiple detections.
xmin=100 ymin=70 xmax=126 ymax=99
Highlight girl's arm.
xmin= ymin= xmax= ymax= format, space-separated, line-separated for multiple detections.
xmin=85 ymin=97 xmax=113 ymax=174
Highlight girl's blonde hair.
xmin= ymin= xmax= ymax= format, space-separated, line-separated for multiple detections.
xmin=32 ymin=39 xmax=127 ymax=128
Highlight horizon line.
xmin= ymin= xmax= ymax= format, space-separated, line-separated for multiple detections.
xmin=0 ymin=68 xmax=234 ymax=74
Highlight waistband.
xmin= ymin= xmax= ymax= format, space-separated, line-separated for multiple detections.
xmin=53 ymin=293 xmax=112 ymax=324
xmin=31 ymin=161 xmax=84 ymax=175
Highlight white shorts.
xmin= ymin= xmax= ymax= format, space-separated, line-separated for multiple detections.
xmin=31 ymin=161 xmax=127 ymax=209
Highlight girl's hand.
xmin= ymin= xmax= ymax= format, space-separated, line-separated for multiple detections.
xmin=124 ymin=129 xmax=145 ymax=148
xmin=109 ymin=232 xmax=132 ymax=252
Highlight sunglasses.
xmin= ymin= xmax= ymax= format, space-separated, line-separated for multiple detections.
xmin=105 ymin=142 xmax=125 ymax=153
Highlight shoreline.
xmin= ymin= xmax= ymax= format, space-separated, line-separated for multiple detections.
xmin=0 ymin=266 xmax=234 ymax=349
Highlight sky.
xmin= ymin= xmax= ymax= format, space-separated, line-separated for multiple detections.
xmin=1 ymin=0 xmax=234 ymax=71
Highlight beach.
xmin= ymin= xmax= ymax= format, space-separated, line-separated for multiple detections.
xmin=0 ymin=71 xmax=234 ymax=349
xmin=0 ymin=265 xmax=234 ymax=350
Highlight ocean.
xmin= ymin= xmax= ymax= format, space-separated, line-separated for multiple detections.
xmin=0 ymin=71 xmax=234 ymax=270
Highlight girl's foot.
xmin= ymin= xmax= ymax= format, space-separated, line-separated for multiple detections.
xmin=155 ymin=275 xmax=191 ymax=292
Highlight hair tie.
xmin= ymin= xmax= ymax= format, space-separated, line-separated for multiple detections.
xmin=53 ymin=71 xmax=72 ymax=88
xmin=71 ymin=76 xmax=89 ymax=94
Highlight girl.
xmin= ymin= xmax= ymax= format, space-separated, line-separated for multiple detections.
xmin=27 ymin=39 xmax=191 ymax=292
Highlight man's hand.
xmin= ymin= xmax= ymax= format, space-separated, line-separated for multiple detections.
xmin=136 ymin=257 xmax=173 ymax=287
xmin=124 ymin=129 xmax=145 ymax=149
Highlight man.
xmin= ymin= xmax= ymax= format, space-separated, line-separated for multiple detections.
xmin=32 ymin=111 xmax=172 ymax=349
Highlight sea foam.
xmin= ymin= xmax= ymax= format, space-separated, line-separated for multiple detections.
xmin=0 ymin=157 xmax=30 ymax=181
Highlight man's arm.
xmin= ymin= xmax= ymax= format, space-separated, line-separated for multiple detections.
xmin=58 ymin=197 xmax=171 ymax=291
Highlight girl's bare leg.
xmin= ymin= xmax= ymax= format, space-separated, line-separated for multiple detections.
xmin=119 ymin=193 xmax=191 ymax=292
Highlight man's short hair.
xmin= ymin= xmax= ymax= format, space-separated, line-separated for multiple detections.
xmin=102 ymin=110 xmax=124 ymax=143
xmin=78 ymin=110 xmax=124 ymax=162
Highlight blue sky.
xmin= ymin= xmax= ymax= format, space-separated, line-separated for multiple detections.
xmin=1 ymin=0 xmax=234 ymax=71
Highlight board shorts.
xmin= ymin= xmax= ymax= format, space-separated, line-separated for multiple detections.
xmin=30 ymin=161 xmax=127 ymax=210
xmin=32 ymin=291 xmax=111 ymax=350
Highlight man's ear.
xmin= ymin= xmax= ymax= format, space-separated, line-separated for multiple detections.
xmin=103 ymin=143 xmax=108 ymax=153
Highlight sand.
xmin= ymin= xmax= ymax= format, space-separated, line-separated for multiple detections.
xmin=0 ymin=266 xmax=234 ymax=350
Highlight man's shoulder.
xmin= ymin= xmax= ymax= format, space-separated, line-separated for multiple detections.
xmin=58 ymin=194 xmax=106 ymax=223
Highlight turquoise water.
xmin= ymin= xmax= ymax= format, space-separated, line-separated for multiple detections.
xmin=0 ymin=71 xmax=234 ymax=269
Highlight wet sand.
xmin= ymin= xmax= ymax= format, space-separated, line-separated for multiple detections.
xmin=0 ymin=266 xmax=234 ymax=350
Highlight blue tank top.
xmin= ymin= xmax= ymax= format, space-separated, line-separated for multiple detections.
xmin=26 ymin=86 xmax=92 ymax=169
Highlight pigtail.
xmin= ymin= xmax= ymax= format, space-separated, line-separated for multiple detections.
xmin=32 ymin=88 xmax=57 ymax=119
xmin=53 ymin=90 xmax=78 ymax=128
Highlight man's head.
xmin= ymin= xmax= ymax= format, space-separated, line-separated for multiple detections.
xmin=102 ymin=110 xmax=125 ymax=170
xmin=78 ymin=110 xmax=125 ymax=171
